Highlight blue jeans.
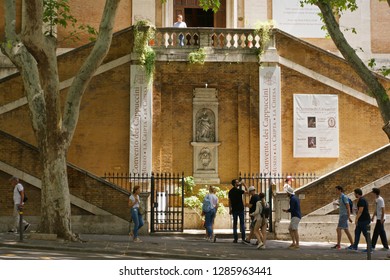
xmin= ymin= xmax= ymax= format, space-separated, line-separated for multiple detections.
xmin=204 ymin=208 xmax=216 ymax=238
xmin=353 ymin=220 xmax=370 ymax=249
xmin=131 ymin=208 xmax=144 ymax=238
xmin=232 ymin=210 xmax=245 ymax=241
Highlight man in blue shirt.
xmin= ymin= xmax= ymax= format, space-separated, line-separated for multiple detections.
xmin=331 ymin=186 xmax=353 ymax=249
xmin=283 ymin=185 xmax=301 ymax=249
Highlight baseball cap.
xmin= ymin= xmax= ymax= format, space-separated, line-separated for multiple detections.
xmin=248 ymin=186 xmax=256 ymax=192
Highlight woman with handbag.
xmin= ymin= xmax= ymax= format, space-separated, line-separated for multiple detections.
xmin=129 ymin=185 xmax=144 ymax=243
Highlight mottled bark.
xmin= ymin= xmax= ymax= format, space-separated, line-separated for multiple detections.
xmin=1 ymin=0 xmax=121 ymax=239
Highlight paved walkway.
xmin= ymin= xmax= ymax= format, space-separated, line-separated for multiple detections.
xmin=1 ymin=230 xmax=389 ymax=260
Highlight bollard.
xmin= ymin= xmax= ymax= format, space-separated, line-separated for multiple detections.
xmin=19 ymin=207 xmax=24 ymax=242
xmin=366 ymin=223 xmax=371 ymax=260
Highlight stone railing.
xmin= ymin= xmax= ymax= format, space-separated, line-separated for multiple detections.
xmin=151 ymin=27 xmax=272 ymax=50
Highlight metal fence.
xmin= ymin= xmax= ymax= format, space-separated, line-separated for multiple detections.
xmin=102 ymin=172 xmax=185 ymax=233
xmin=239 ymin=172 xmax=318 ymax=232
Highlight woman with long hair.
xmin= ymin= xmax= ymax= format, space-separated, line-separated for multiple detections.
xmin=250 ymin=192 xmax=268 ymax=249
xmin=129 ymin=185 xmax=144 ymax=242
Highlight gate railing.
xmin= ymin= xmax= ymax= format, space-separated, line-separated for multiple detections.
xmin=102 ymin=172 xmax=185 ymax=232
xmin=239 ymin=172 xmax=318 ymax=232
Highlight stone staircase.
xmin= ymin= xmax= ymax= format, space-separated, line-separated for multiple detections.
xmin=274 ymin=144 xmax=390 ymax=242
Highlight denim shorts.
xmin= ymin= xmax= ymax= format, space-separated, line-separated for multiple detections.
xmin=337 ymin=214 xmax=349 ymax=229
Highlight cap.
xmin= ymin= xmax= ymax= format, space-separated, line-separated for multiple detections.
xmin=286 ymin=175 xmax=294 ymax=182
xmin=248 ymin=186 xmax=256 ymax=192
xmin=285 ymin=186 xmax=295 ymax=195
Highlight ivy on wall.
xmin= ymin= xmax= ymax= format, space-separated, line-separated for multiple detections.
xmin=133 ymin=20 xmax=156 ymax=82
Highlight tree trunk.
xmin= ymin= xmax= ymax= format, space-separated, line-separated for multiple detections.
xmin=316 ymin=1 xmax=390 ymax=141
xmin=40 ymin=145 xmax=74 ymax=240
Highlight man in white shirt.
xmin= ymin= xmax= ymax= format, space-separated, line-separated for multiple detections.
xmin=9 ymin=176 xmax=30 ymax=233
xmin=173 ymin=14 xmax=187 ymax=46
xmin=371 ymin=188 xmax=389 ymax=250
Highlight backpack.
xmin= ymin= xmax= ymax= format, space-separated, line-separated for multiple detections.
xmin=261 ymin=201 xmax=270 ymax=219
xmin=347 ymin=197 xmax=353 ymax=212
xmin=202 ymin=195 xmax=213 ymax=213
xmin=343 ymin=194 xmax=352 ymax=212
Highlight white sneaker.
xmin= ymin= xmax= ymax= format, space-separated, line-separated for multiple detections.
xmin=257 ymin=242 xmax=264 ymax=249
xmin=133 ymin=238 xmax=143 ymax=243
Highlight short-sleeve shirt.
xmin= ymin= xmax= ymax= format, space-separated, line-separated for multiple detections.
xmin=357 ymin=197 xmax=370 ymax=222
xmin=339 ymin=194 xmax=349 ymax=216
xmin=288 ymin=195 xmax=302 ymax=219
xmin=205 ymin=193 xmax=218 ymax=209
xmin=376 ymin=196 xmax=385 ymax=219
xmin=129 ymin=194 xmax=140 ymax=208
xmin=249 ymin=194 xmax=260 ymax=214
xmin=13 ymin=183 xmax=24 ymax=205
xmin=228 ymin=187 xmax=245 ymax=212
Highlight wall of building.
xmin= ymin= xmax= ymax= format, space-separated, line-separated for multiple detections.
xmin=1 ymin=27 xmax=389 ymax=183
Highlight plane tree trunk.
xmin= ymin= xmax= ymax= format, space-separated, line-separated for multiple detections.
xmin=1 ymin=0 xmax=121 ymax=239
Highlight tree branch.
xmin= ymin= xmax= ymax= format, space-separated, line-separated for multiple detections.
xmin=316 ymin=0 xmax=390 ymax=128
xmin=62 ymin=0 xmax=120 ymax=146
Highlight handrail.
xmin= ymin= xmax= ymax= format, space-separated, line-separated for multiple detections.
xmin=151 ymin=27 xmax=269 ymax=50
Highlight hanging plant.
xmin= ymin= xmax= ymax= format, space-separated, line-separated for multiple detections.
xmin=133 ymin=20 xmax=156 ymax=82
xmin=254 ymin=21 xmax=273 ymax=63
xmin=188 ymin=47 xmax=207 ymax=64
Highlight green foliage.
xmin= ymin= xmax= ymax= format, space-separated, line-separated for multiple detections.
xmin=368 ymin=58 xmax=390 ymax=77
xmin=188 ymin=48 xmax=206 ymax=64
xmin=133 ymin=20 xmax=156 ymax=82
xmin=161 ymin=0 xmax=221 ymax=12
xmin=43 ymin=0 xmax=98 ymax=42
xmin=184 ymin=185 xmax=228 ymax=219
xmin=254 ymin=21 xmax=273 ymax=62
xmin=198 ymin=0 xmax=221 ymax=12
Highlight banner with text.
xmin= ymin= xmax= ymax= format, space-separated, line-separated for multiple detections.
xmin=130 ymin=65 xmax=152 ymax=174
xmin=272 ymin=0 xmax=326 ymax=38
xmin=294 ymin=94 xmax=339 ymax=158
xmin=260 ymin=66 xmax=282 ymax=174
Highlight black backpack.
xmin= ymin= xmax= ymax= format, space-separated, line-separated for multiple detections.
xmin=261 ymin=202 xmax=270 ymax=219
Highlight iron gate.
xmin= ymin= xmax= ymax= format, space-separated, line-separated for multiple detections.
xmin=150 ymin=173 xmax=184 ymax=232
xmin=102 ymin=172 xmax=185 ymax=233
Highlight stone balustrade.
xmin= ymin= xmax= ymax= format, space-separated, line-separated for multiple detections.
xmin=151 ymin=27 xmax=273 ymax=51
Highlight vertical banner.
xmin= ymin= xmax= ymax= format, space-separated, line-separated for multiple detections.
xmin=293 ymin=94 xmax=339 ymax=158
xmin=259 ymin=66 xmax=282 ymax=174
xmin=130 ymin=65 xmax=152 ymax=174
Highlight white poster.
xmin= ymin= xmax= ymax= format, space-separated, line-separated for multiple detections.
xmin=272 ymin=0 xmax=326 ymax=38
xmin=294 ymin=94 xmax=339 ymax=158
xmin=130 ymin=65 xmax=152 ymax=174
xmin=260 ymin=66 xmax=282 ymax=174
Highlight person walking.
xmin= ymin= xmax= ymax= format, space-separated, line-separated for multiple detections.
xmin=244 ymin=186 xmax=260 ymax=244
xmin=202 ymin=186 xmax=219 ymax=242
xmin=371 ymin=188 xmax=389 ymax=250
xmin=331 ymin=185 xmax=353 ymax=249
xmin=9 ymin=176 xmax=30 ymax=233
xmin=129 ymin=185 xmax=144 ymax=243
xmin=250 ymin=192 xmax=268 ymax=249
xmin=228 ymin=178 xmax=248 ymax=243
xmin=283 ymin=185 xmax=301 ymax=249
xmin=347 ymin=188 xmax=371 ymax=251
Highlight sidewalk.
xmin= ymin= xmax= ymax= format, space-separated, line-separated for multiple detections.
xmin=1 ymin=230 xmax=389 ymax=260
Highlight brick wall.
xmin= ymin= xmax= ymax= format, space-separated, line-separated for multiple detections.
xmin=293 ymin=145 xmax=390 ymax=216
xmin=1 ymin=27 xmax=389 ymax=185
xmin=0 ymin=130 xmax=130 ymax=220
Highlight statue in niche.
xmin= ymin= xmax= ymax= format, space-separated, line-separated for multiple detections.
xmin=196 ymin=108 xmax=215 ymax=142
xmin=199 ymin=147 xmax=212 ymax=169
